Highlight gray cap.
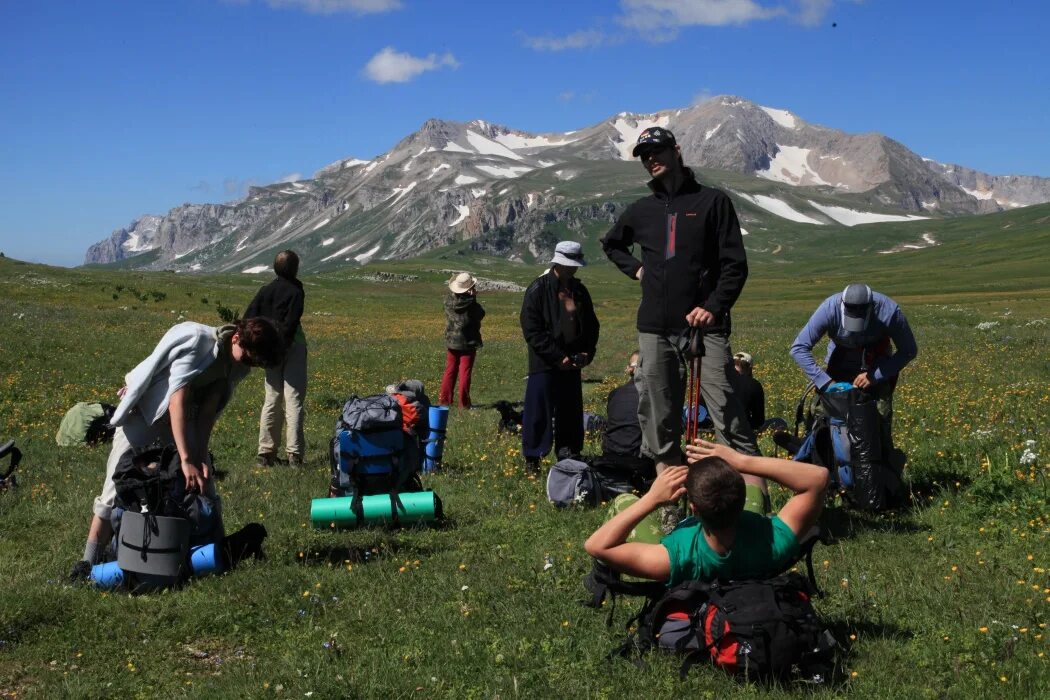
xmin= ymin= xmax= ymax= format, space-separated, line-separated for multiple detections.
xmin=550 ymin=240 xmax=586 ymax=267
xmin=841 ymin=283 xmax=873 ymax=333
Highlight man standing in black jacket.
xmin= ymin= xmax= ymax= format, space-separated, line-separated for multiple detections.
xmin=602 ymin=127 xmax=763 ymax=520
xmin=245 ymin=250 xmax=307 ymax=466
xmin=519 ymin=241 xmax=600 ymax=475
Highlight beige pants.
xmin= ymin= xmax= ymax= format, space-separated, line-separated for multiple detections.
xmin=258 ymin=340 xmax=308 ymax=458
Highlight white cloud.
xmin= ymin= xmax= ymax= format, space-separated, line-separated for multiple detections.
xmin=274 ymin=172 xmax=303 ymax=184
xmin=618 ymin=0 xmax=785 ymax=32
xmin=362 ymin=47 xmax=460 ymax=84
xmin=691 ymin=89 xmax=715 ymax=105
xmin=262 ymin=0 xmax=402 ymax=14
xmin=796 ymin=0 xmax=834 ymax=26
xmin=521 ymin=29 xmax=612 ymax=52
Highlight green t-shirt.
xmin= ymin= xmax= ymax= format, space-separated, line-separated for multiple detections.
xmin=661 ymin=511 xmax=800 ymax=587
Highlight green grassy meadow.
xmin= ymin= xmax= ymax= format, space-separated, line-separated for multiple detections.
xmin=0 ymin=206 xmax=1048 ymax=698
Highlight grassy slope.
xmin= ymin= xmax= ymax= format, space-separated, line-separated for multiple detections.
xmin=0 ymin=207 xmax=1047 ymax=698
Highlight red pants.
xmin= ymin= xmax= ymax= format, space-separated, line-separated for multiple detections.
xmin=439 ymin=349 xmax=476 ymax=408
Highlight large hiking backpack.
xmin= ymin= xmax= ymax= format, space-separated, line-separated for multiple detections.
xmin=614 ymin=571 xmax=837 ymax=682
xmin=328 ymin=385 xmax=430 ymax=522
xmin=56 ymin=402 xmax=117 ymax=446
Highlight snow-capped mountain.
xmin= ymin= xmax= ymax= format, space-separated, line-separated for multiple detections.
xmin=84 ymin=96 xmax=1050 ymax=271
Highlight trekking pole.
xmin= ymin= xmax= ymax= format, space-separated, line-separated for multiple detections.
xmin=685 ymin=328 xmax=704 ymax=445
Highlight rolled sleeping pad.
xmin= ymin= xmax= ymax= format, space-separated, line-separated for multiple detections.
xmin=116 ymin=511 xmax=191 ymax=578
xmin=90 ymin=561 xmax=125 ymax=591
xmin=424 ymin=406 xmax=449 ymax=472
xmin=189 ymin=543 xmax=226 ymax=577
xmin=310 ymin=491 xmax=442 ymax=529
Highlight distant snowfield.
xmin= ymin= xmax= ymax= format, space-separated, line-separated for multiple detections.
xmin=612 ymin=114 xmax=670 ymax=160
xmin=355 ymin=244 xmax=381 ymax=263
xmin=190 ymin=263 xmax=202 ymax=271
xmin=476 ymin=164 xmax=533 ymax=179
xmin=463 ymin=130 xmax=523 ymax=161
xmin=242 ymin=265 xmax=270 ymax=273
xmin=757 ymin=146 xmax=829 ymax=187
xmin=962 ymin=186 xmax=994 ymax=200
xmin=704 ymin=123 xmax=722 ymax=140
xmin=449 ymin=204 xmax=470 ymax=226
xmin=470 ymin=188 xmax=487 ymax=198
xmin=761 ymin=107 xmax=797 ymax=129
xmin=739 ymin=227 xmax=749 ymax=236
xmin=234 ymin=235 xmax=250 ymax=253
xmin=879 ymin=232 xmax=939 ymax=254
xmin=311 ymin=218 xmax=331 ymax=231
xmin=389 ymin=182 xmax=417 ymax=204
xmin=321 ymin=244 xmax=355 ymax=262
xmin=427 ymin=163 xmax=451 ymax=180
xmin=807 ymin=201 xmax=929 ymax=226
xmin=321 ymin=237 xmax=335 ymax=246
xmin=454 ymin=174 xmax=479 ymax=185
xmin=443 ymin=141 xmax=472 ymax=154
xmin=735 ymin=192 xmax=825 ymax=225
xmin=494 ymin=132 xmax=578 ymax=150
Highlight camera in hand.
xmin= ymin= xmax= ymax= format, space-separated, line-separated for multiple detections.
xmin=570 ymin=353 xmax=588 ymax=367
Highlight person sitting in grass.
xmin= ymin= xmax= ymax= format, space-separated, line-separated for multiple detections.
xmin=71 ymin=317 xmax=284 ymax=579
xmin=585 ymin=439 xmax=827 ymax=585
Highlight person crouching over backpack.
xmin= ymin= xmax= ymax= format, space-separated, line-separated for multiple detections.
xmin=71 ymin=318 xmax=285 ymax=580
xmin=585 ymin=440 xmax=827 ymax=586
xmin=440 ymin=272 xmax=485 ymax=409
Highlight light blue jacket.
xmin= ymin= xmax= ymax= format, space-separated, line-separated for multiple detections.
xmin=790 ymin=292 xmax=917 ymax=389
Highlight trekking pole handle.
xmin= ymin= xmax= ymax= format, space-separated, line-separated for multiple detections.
xmin=688 ymin=327 xmax=704 ymax=359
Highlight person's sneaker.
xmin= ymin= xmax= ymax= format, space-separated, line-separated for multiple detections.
xmin=659 ymin=504 xmax=684 ymax=535
xmin=255 ymin=453 xmax=275 ymax=467
xmin=69 ymin=559 xmax=92 ymax=583
xmin=524 ymin=458 xmax=541 ymax=477
xmin=287 ymin=453 xmax=304 ymax=468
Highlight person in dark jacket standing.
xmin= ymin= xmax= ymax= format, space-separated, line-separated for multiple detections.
xmin=245 ymin=250 xmax=307 ymax=466
xmin=440 ymin=272 xmax=485 ymax=408
xmin=519 ymin=241 xmax=600 ymax=475
xmin=602 ymin=127 xmax=762 ymax=524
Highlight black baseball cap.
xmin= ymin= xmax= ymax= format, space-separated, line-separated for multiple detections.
xmin=632 ymin=127 xmax=677 ymax=157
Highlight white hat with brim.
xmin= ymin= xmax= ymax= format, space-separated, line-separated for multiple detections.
xmin=448 ymin=272 xmax=477 ymax=294
xmin=550 ymin=241 xmax=586 ymax=267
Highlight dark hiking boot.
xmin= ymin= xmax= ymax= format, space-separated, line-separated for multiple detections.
xmin=287 ymin=453 xmax=304 ymax=467
xmin=525 ymin=458 xmax=541 ymax=477
xmin=256 ymin=453 xmax=275 ymax=467
xmin=69 ymin=559 xmax=92 ymax=583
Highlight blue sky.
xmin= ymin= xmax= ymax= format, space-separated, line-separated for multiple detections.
xmin=2 ymin=0 xmax=1048 ymax=267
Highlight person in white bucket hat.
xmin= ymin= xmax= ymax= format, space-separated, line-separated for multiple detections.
xmin=440 ymin=272 xmax=485 ymax=408
xmin=518 ymin=241 xmax=599 ymax=475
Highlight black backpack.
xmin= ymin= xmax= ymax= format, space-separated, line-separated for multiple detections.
xmin=614 ymin=571 xmax=838 ymax=682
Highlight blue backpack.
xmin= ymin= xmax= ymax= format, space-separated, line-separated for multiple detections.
xmin=793 ymin=382 xmax=854 ymax=490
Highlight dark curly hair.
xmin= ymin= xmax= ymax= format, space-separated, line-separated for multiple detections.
xmin=235 ymin=317 xmax=285 ymax=368
xmin=686 ymin=456 xmax=745 ymax=530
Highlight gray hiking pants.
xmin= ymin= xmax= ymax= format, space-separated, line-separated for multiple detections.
xmin=636 ymin=331 xmax=759 ymax=464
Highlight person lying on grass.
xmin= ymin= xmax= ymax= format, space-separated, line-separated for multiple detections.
xmin=72 ymin=318 xmax=284 ymax=578
xmin=584 ymin=440 xmax=828 ymax=586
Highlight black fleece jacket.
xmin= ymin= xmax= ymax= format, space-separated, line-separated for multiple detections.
xmin=245 ymin=276 xmax=305 ymax=348
xmin=519 ymin=270 xmax=599 ymax=375
xmin=602 ymin=173 xmax=748 ymax=334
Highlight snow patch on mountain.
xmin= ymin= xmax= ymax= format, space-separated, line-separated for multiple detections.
xmin=961 ymin=186 xmax=994 ymax=201
xmin=761 ymin=107 xmax=797 ymax=129
xmin=355 ymin=244 xmax=381 ymax=263
xmin=242 ymin=265 xmax=270 ymax=273
xmin=449 ymin=204 xmax=470 ymax=226
xmin=321 ymin=237 xmax=335 ymax=246
xmin=455 ymin=174 xmax=479 ymax=185
xmin=444 ymin=141 xmax=472 ymax=154
xmin=389 ymin=182 xmax=418 ymax=204
xmin=476 ymin=164 xmax=533 ymax=179
xmin=705 ymin=123 xmax=722 ymax=140
xmin=495 ymin=132 xmax=578 ymax=150
xmin=735 ymin=193 xmax=825 ymax=225
xmin=427 ymin=163 xmax=451 ymax=180
xmin=807 ymin=201 xmax=929 ymax=226
xmin=470 ymin=188 xmax=487 ymax=198
xmin=757 ymin=146 xmax=829 ymax=187
xmin=311 ymin=218 xmax=331 ymax=231
xmin=464 ymin=131 xmax=524 ymax=161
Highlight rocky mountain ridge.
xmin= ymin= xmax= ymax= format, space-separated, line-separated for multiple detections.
xmin=85 ymin=96 xmax=1050 ymax=271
